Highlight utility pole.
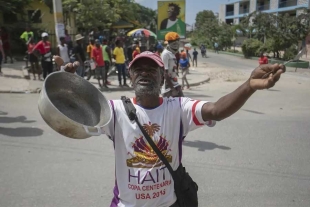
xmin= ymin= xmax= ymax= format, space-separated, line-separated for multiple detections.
xmin=53 ymin=0 xmax=65 ymax=44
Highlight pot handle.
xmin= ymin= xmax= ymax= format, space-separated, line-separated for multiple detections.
xmin=83 ymin=125 xmax=103 ymax=136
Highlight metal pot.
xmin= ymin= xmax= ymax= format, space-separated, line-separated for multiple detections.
xmin=38 ymin=71 xmax=112 ymax=139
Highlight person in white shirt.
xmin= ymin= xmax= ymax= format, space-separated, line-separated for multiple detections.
xmin=161 ymin=32 xmax=183 ymax=97
xmin=57 ymin=37 xmax=70 ymax=68
xmin=53 ymin=52 xmax=285 ymax=207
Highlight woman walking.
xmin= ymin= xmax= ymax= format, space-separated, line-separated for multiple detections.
xmin=179 ymin=53 xmax=190 ymax=90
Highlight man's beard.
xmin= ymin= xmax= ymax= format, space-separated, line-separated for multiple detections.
xmin=134 ymin=79 xmax=160 ymax=96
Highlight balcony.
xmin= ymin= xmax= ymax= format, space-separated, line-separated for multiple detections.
xmin=226 ymin=11 xmax=234 ymax=16
xmin=278 ymin=0 xmax=297 ymax=8
xmin=239 ymin=8 xmax=249 ymax=14
xmin=257 ymin=4 xmax=270 ymax=11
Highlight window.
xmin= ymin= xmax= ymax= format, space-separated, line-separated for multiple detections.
xmin=28 ymin=10 xmax=42 ymax=23
xmin=3 ymin=12 xmax=18 ymax=24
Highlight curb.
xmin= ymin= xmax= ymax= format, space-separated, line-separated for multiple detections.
xmin=188 ymin=77 xmax=210 ymax=87
xmin=0 ymin=90 xmax=30 ymax=94
xmin=98 ymin=76 xmax=211 ymax=92
xmin=0 ymin=76 xmax=211 ymax=94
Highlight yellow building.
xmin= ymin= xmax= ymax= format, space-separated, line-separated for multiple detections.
xmin=1 ymin=0 xmax=54 ymax=31
xmin=0 ymin=0 xmax=76 ymax=49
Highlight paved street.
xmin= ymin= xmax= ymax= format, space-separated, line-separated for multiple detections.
xmin=1 ymin=53 xmax=310 ymax=207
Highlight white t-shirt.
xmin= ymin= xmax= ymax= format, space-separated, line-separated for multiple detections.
xmin=103 ymin=97 xmax=216 ymax=207
xmin=167 ymin=19 xmax=177 ymax=29
xmin=58 ymin=44 xmax=70 ymax=63
xmin=161 ymin=49 xmax=179 ymax=94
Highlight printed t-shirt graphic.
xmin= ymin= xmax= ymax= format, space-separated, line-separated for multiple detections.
xmin=102 ymin=97 xmax=216 ymax=207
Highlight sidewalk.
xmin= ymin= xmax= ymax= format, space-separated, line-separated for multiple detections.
xmin=0 ymin=61 xmax=210 ymax=93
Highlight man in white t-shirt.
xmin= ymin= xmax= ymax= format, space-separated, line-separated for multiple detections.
xmin=161 ymin=32 xmax=183 ymax=97
xmin=53 ymin=52 xmax=285 ymax=206
xmin=57 ymin=37 xmax=70 ymax=67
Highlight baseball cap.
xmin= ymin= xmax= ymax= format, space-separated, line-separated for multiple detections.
xmin=129 ymin=51 xmax=164 ymax=70
xmin=41 ymin=32 xmax=48 ymax=37
xmin=165 ymin=32 xmax=180 ymax=41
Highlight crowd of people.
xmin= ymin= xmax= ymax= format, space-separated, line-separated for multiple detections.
xmin=0 ymin=26 xmax=206 ymax=93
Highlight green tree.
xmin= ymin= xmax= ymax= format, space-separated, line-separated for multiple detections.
xmin=0 ymin=0 xmax=33 ymax=14
xmin=192 ymin=10 xmax=220 ymax=47
xmin=61 ymin=0 xmax=157 ymax=31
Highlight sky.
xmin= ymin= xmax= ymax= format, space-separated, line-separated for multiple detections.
xmin=135 ymin=0 xmax=229 ymax=25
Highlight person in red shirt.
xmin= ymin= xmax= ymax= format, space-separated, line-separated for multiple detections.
xmin=92 ymin=39 xmax=106 ymax=88
xmin=259 ymin=52 xmax=268 ymax=65
xmin=28 ymin=37 xmax=41 ymax=80
xmin=32 ymin=32 xmax=53 ymax=79
xmin=1 ymin=27 xmax=13 ymax=64
xmin=132 ymin=46 xmax=140 ymax=59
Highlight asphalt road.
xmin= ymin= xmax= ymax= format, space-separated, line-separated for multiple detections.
xmin=1 ymin=54 xmax=310 ymax=207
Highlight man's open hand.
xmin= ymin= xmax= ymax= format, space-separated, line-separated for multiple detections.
xmin=249 ymin=64 xmax=285 ymax=90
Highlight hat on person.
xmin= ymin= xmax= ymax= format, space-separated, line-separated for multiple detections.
xmin=156 ymin=44 xmax=163 ymax=50
xmin=95 ymin=39 xmax=100 ymax=44
xmin=41 ymin=32 xmax=48 ymax=37
xmin=75 ymin=34 xmax=84 ymax=41
xmin=129 ymin=51 xmax=164 ymax=69
xmin=165 ymin=32 xmax=180 ymax=41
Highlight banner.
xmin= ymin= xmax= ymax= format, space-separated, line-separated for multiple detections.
xmin=157 ymin=0 xmax=186 ymax=40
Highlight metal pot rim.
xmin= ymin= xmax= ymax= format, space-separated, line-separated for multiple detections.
xmin=41 ymin=71 xmax=112 ymax=128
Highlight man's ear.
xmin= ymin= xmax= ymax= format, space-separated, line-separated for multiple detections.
xmin=129 ymin=70 xmax=134 ymax=80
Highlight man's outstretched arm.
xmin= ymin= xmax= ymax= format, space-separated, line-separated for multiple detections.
xmin=201 ymin=64 xmax=285 ymax=121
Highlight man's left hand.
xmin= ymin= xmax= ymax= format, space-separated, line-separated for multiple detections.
xmin=249 ymin=64 xmax=285 ymax=90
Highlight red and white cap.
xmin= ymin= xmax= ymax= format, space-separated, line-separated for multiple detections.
xmin=129 ymin=51 xmax=164 ymax=70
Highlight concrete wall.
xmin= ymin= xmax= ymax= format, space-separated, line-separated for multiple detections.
xmin=219 ymin=4 xmax=226 ymax=23
xmin=250 ymin=0 xmax=257 ymax=12
xmin=270 ymin=0 xmax=278 ymax=9
xmin=234 ymin=2 xmax=240 ymax=16
xmin=298 ymin=0 xmax=309 ymax=5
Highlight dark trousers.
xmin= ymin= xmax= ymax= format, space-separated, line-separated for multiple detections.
xmin=170 ymin=201 xmax=179 ymax=207
xmin=104 ymin=61 xmax=110 ymax=82
xmin=115 ymin=63 xmax=126 ymax=85
xmin=193 ymin=57 xmax=197 ymax=67
xmin=0 ymin=53 xmax=2 ymax=71
xmin=41 ymin=60 xmax=53 ymax=79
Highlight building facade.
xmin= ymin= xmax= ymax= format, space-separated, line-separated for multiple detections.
xmin=219 ymin=0 xmax=310 ymax=24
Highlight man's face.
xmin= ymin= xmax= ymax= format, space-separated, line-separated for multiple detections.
xmin=168 ymin=6 xmax=176 ymax=18
xmin=167 ymin=39 xmax=180 ymax=54
xmin=130 ymin=59 xmax=163 ymax=96
xmin=43 ymin=36 xmax=48 ymax=41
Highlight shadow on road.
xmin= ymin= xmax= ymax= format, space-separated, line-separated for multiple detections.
xmin=0 ymin=116 xmax=36 ymax=123
xmin=183 ymin=140 xmax=231 ymax=152
xmin=3 ymin=74 xmax=25 ymax=79
xmin=267 ymin=89 xmax=280 ymax=92
xmin=242 ymin=109 xmax=264 ymax=115
xmin=0 ymin=127 xmax=43 ymax=137
xmin=0 ymin=111 xmax=8 ymax=115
